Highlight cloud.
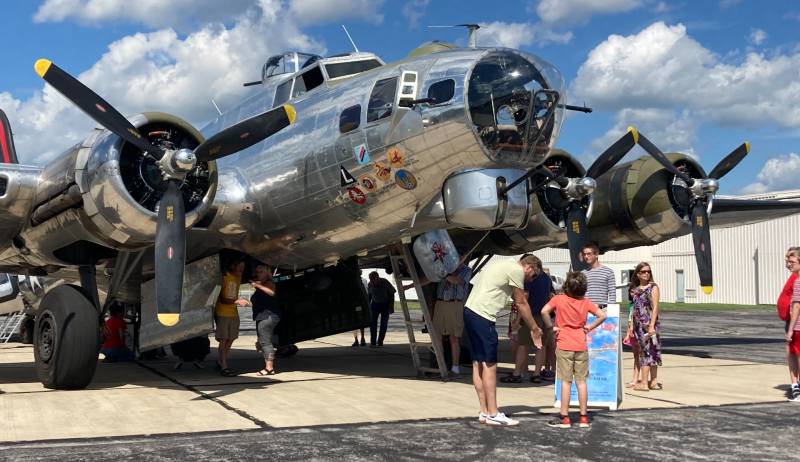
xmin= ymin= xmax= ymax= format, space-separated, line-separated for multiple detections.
xmin=402 ymin=0 xmax=429 ymax=29
xmin=288 ymin=0 xmax=385 ymax=25
xmin=581 ymin=108 xmax=698 ymax=166
xmin=719 ymin=0 xmax=743 ymax=9
xmin=654 ymin=2 xmax=674 ymax=12
xmin=33 ymin=0 xmax=257 ymax=30
xmin=478 ymin=21 xmax=573 ymax=48
xmin=5 ymin=0 xmax=325 ymax=165
xmin=533 ymin=0 xmax=644 ymax=25
xmin=748 ymin=28 xmax=767 ymax=45
xmin=739 ymin=153 xmax=800 ymax=194
xmin=571 ymin=22 xmax=800 ymax=129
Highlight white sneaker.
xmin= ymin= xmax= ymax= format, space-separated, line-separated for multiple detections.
xmin=485 ymin=412 xmax=519 ymax=427
xmin=478 ymin=412 xmax=488 ymax=423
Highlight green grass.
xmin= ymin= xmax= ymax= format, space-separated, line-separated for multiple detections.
xmin=655 ymin=302 xmax=774 ymax=311
xmin=396 ymin=301 xmax=774 ymax=312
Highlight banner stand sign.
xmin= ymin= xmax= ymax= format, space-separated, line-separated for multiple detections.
xmin=554 ymin=303 xmax=624 ymax=411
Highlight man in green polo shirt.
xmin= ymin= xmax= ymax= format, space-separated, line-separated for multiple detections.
xmin=464 ymin=254 xmax=542 ymax=427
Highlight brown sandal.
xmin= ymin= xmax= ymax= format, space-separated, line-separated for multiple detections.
xmin=634 ymin=384 xmax=649 ymax=392
xmin=649 ymin=382 xmax=661 ymax=390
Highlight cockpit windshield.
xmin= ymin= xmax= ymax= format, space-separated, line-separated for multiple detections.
xmin=262 ymin=52 xmax=323 ymax=81
xmin=467 ymin=51 xmax=566 ymax=166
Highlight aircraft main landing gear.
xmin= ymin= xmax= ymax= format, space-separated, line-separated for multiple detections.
xmin=33 ymin=285 xmax=100 ymax=390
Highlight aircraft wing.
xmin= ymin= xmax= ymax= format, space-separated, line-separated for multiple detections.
xmin=709 ymin=199 xmax=800 ymax=229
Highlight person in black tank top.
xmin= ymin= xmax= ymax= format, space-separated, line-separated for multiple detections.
xmin=250 ymin=265 xmax=279 ymax=375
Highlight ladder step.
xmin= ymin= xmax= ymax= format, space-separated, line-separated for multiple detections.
xmin=390 ymin=255 xmax=406 ymax=261
xmin=404 ymin=320 xmax=426 ymax=325
xmin=410 ymin=342 xmax=433 ymax=349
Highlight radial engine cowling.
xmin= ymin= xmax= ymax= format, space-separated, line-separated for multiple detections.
xmin=80 ymin=112 xmax=217 ymax=247
xmin=482 ymin=149 xmax=592 ymax=255
xmin=587 ymin=152 xmax=706 ymax=252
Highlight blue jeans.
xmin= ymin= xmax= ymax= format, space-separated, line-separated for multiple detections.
xmin=101 ymin=347 xmax=135 ymax=362
xmin=370 ymin=301 xmax=392 ymax=346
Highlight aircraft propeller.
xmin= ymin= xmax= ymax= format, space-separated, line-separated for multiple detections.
xmin=634 ymin=130 xmax=750 ymax=294
xmin=34 ymin=59 xmax=296 ymax=326
xmin=561 ymin=130 xmax=639 ymax=271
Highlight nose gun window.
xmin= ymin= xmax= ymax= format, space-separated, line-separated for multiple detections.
xmin=367 ymin=78 xmax=398 ymax=123
xmin=427 ymin=79 xmax=455 ymax=105
xmin=467 ymin=52 xmax=563 ymax=165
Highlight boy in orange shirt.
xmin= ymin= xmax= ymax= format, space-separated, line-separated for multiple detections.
xmin=541 ymin=271 xmax=607 ymax=428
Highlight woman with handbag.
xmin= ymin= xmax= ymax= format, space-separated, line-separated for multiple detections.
xmin=630 ymin=262 xmax=661 ymax=392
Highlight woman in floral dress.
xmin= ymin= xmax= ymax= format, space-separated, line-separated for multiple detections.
xmin=631 ymin=262 xmax=661 ymax=391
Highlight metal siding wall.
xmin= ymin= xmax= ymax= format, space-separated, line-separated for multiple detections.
xmin=525 ymin=212 xmax=800 ymax=305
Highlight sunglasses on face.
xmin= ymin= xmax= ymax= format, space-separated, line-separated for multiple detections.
xmin=582 ymin=252 xmax=595 ymax=256
xmin=639 ymin=270 xmax=651 ymax=274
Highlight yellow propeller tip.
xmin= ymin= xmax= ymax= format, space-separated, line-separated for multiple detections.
xmin=157 ymin=313 xmax=180 ymax=326
xmin=285 ymin=105 xmax=296 ymax=124
xmin=701 ymin=286 xmax=713 ymax=295
xmin=744 ymin=141 xmax=750 ymax=153
xmin=35 ymin=59 xmax=52 ymax=78
xmin=627 ymin=126 xmax=639 ymax=144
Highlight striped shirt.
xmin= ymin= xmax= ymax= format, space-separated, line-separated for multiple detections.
xmin=791 ymin=278 xmax=800 ymax=331
xmin=582 ymin=265 xmax=616 ymax=306
xmin=436 ymin=265 xmax=472 ymax=301
xmin=368 ymin=278 xmax=396 ymax=304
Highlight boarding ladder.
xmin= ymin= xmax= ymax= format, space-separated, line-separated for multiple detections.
xmin=0 ymin=303 xmax=31 ymax=344
xmin=388 ymin=239 xmax=449 ymax=380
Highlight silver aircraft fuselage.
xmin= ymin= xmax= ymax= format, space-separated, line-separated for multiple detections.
xmin=187 ymin=47 xmax=567 ymax=270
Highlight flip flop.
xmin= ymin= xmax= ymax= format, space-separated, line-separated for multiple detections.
xmin=634 ymin=384 xmax=649 ymax=392
xmin=500 ymin=375 xmax=522 ymax=383
xmin=649 ymin=383 xmax=662 ymax=390
xmin=256 ymin=369 xmax=274 ymax=376
xmin=220 ymin=368 xmax=237 ymax=377
xmin=626 ymin=382 xmax=637 ymax=388
xmin=531 ymin=375 xmax=542 ymax=383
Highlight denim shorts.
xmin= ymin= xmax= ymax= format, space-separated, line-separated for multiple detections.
xmin=463 ymin=307 xmax=498 ymax=364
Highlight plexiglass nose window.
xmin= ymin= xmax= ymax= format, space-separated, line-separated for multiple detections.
xmin=467 ymin=51 xmax=565 ymax=166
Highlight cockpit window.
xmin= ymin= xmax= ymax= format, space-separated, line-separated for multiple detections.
xmin=467 ymin=51 xmax=565 ymax=165
xmin=292 ymin=66 xmax=325 ymax=99
xmin=325 ymin=60 xmax=382 ymax=79
xmin=339 ymin=105 xmax=361 ymax=133
xmin=273 ymin=79 xmax=293 ymax=108
xmin=427 ymin=79 xmax=455 ymax=104
xmin=367 ymin=77 xmax=397 ymax=123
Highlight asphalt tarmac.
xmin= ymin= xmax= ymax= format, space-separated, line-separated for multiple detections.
xmin=1 ymin=307 xmax=794 ymax=461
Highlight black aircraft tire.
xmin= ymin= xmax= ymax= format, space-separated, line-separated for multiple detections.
xmin=19 ymin=317 xmax=35 ymax=344
xmin=33 ymin=285 xmax=100 ymax=390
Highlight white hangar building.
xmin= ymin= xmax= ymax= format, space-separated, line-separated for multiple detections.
xmin=532 ymin=190 xmax=800 ymax=305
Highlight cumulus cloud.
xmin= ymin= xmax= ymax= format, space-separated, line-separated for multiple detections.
xmin=33 ymin=0 xmax=256 ymax=30
xmin=288 ymin=0 xmax=384 ymax=25
xmin=533 ymin=0 xmax=643 ymax=25
xmin=581 ymin=108 xmax=698 ymax=165
xmin=739 ymin=153 xmax=800 ymax=194
xmin=748 ymin=28 xmax=767 ymax=45
xmin=402 ymin=0 xmax=429 ymax=29
xmin=5 ymin=0 xmax=325 ymax=165
xmin=571 ymin=22 xmax=800 ymax=129
xmin=478 ymin=21 xmax=573 ymax=48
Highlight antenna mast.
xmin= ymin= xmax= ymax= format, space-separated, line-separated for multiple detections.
xmin=342 ymin=25 xmax=359 ymax=52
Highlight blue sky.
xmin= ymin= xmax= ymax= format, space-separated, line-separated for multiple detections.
xmin=1 ymin=0 xmax=798 ymax=194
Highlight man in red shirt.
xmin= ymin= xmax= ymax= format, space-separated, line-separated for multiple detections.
xmin=541 ymin=272 xmax=607 ymax=428
xmin=101 ymin=305 xmax=134 ymax=363
xmin=784 ymin=248 xmax=800 ymax=400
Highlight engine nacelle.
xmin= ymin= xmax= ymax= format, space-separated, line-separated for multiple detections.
xmin=0 ymin=165 xmax=42 ymax=255
xmin=14 ymin=112 xmax=216 ymax=268
xmin=587 ymin=152 xmax=706 ymax=251
xmin=480 ymin=149 xmax=592 ymax=255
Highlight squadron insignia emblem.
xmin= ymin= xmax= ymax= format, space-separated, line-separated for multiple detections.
xmin=395 ymin=169 xmax=417 ymax=190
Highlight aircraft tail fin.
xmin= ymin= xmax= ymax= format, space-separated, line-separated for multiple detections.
xmin=0 ymin=109 xmax=18 ymax=164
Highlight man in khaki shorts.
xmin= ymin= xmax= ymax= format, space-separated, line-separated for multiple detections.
xmin=214 ymin=261 xmax=249 ymax=377
xmin=432 ymin=247 xmax=472 ymax=379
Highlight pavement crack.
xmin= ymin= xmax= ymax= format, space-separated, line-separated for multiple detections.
xmin=134 ymin=361 xmax=270 ymax=429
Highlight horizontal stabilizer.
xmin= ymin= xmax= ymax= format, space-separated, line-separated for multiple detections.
xmin=0 ymin=110 xmax=18 ymax=164
xmin=710 ymin=198 xmax=800 ymax=229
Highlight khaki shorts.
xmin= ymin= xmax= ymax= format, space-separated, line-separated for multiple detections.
xmin=556 ymin=349 xmax=589 ymax=382
xmin=518 ymin=316 xmax=549 ymax=349
xmin=215 ymin=316 xmax=240 ymax=341
xmin=433 ymin=300 xmax=465 ymax=337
